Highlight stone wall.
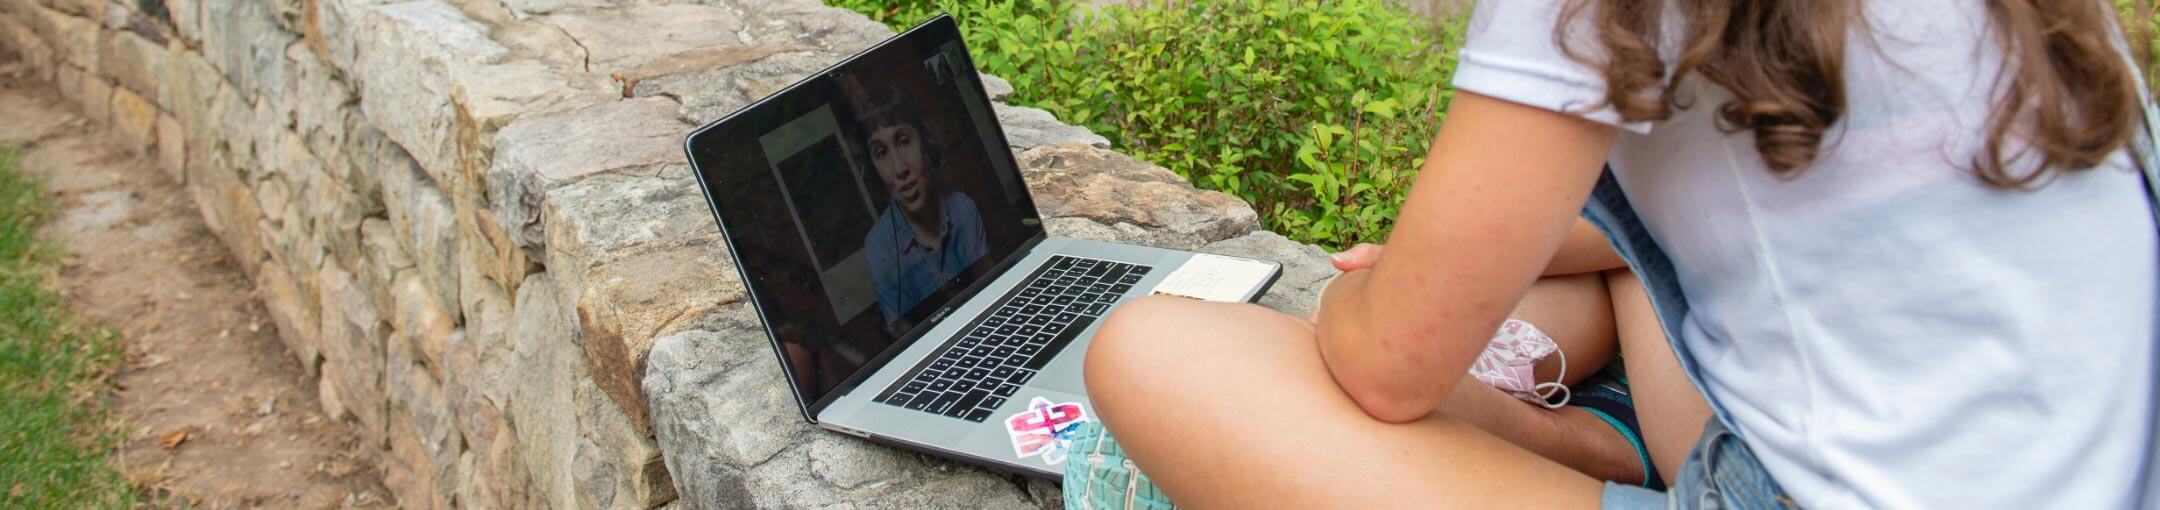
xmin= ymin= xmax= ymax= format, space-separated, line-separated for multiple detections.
xmin=0 ymin=0 xmax=1336 ymax=508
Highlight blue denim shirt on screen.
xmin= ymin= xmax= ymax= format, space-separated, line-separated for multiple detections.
xmin=865 ymin=191 xmax=988 ymax=324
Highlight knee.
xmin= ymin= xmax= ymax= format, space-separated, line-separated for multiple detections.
xmin=1083 ymin=296 xmax=1194 ymax=408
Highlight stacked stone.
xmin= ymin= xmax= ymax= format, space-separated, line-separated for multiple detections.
xmin=0 ymin=0 xmax=1337 ymax=508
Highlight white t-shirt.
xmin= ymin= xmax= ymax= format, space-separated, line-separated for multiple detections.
xmin=1453 ymin=1 xmax=2158 ymax=508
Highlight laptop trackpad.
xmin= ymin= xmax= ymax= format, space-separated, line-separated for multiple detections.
xmin=1022 ymin=323 xmax=1096 ymax=395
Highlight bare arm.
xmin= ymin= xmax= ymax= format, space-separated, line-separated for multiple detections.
xmin=1314 ymin=93 xmax=1617 ymax=423
xmin=1333 ymin=219 xmax=1624 ymax=277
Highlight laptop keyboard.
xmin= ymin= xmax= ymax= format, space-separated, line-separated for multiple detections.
xmin=873 ymin=255 xmax=1152 ymax=422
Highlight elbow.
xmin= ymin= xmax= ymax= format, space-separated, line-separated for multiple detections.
xmin=1318 ymin=328 xmax=1448 ymax=424
xmin=1316 ymin=312 xmax=1453 ymax=424
xmin=1336 ymin=373 xmax=1441 ymax=424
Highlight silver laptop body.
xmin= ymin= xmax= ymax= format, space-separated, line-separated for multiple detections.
xmin=683 ymin=15 xmax=1280 ymax=478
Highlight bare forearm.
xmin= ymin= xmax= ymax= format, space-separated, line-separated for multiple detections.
xmin=1314 ymin=93 xmax=1619 ymax=424
xmin=1315 ymin=270 xmax=1433 ymax=422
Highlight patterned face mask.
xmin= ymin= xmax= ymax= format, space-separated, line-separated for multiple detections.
xmin=1468 ymin=319 xmax=1571 ymax=409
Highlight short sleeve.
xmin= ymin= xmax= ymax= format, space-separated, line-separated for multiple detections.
xmin=1450 ymin=0 xmax=1654 ymax=133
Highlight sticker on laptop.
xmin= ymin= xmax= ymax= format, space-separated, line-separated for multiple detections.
xmin=1004 ymin=397 xmax=1090 ymax=466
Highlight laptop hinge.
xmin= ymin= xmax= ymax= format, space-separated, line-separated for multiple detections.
xmin=822 ymin=422 xmax=873 ymax=439
xmin=804 ymin=231 xmax=1050 ymax=418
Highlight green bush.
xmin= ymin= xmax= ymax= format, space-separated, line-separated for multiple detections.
xmin=2120 ymin=0 xmax=2160 ymax=89
xmin=830 ymin=0 xmax=1464 ymax=249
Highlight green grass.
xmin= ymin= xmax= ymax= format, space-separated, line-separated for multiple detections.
xmin=0 ymin=147 xmax=136 ymax=509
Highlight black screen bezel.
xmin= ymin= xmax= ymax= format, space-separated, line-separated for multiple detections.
xmin=682 ymin=15 xmax=1048 ymax=422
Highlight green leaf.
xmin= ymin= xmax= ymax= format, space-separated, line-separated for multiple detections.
xmin=1360 ymin=98 xmax=1398 ymax=119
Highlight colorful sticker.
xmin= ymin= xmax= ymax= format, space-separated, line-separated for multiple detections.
xmin=1004 ymin=397 xmax=1090 ymax=465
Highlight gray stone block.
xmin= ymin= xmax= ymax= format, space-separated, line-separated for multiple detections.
xmin=347 ymin=0 xmax=508 ymax=187
xmin=1044 ymin=216 xmax=1206 ymax=251
xmin=449 ymin=58 xmax=615 ymax=156
xmin=319 ymin=258 xmax=391 ymax=444
xmin=155 ymin=112 xmax=183 ymax=183
xmin=44 ymin=5 xmax=100 ymax=72
xmin=994 ymin=103 xmax=1110 ymax=151
xmin=386 ymin=408 xmax=456 ymax=510
xmin=47 ymin=0 xmax=98 ymax=17
xmin=379 ymin=156 xmax=462 ymax=320
xmin=979 ymin=72 xmax=1013 ymax=103
xmin=387 ymin=323 xmax=467 ymax=509
xmin=510 ymin=271 xmax=581 ymax=509
xmin=1019 ymin=144 xmax=1259 ymax=244
xmin=539 ymin=165 xmax=744 ymax=434
xmin=335 ymin=118 xmax=401 ymax=219
xmin=107 ymin=85 xmax=154 ymax=152
xmin=461 ymin=266 xmax=541 ymax=506
xmin=201 ymin=0 xmax=295 ymax=105
xmin=306 ymin=161 xmax=369 ymax=271
xmin=730 ymin=0 xmax=891 ymax=55
xmin=160 ymin=0 xmax=197 ymax=44
xmin=541 ymin=4 xmax=744 ymax=70
xmin=453 ymin=257 xmax=516 ymax=411
xmin=167 ymin=52 xmax=223 ymax=165
xmin=390 ymin=269 xmax=457 ymax=378
xmin=287 ymin=46 xmax=355 ymax=172
xmin=256 ymin=261 xmax=323 ymax=376
xmin=0 ymin=13 xmax=57 ymax=81
xmin=501 ymin=0 xmax=625 ymax=19
xmin=643 ymin=321 xmax=1046 ymax=510
xmin=486 ymin=96 xmax=689 ymax=257
xmin=511 ymin=272 xmax=676 ymax=510
xmin=94 ymin=28 xmax=162 ymax=102
xmin=630 ymin=49 xmax=847 ymax=125
xmin=359 ymin=217 xmax=414 ymax=314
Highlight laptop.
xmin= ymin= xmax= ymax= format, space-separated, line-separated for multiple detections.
xmin=682 ymin=15 xmax=1282 ymax=478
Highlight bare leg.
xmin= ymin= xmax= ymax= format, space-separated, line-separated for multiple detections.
xmin=1433 ymin=375 xmax=1645 ymax=483
xmin=1605 ymin=269 xmax=1711 ymax=482
xmin=1436 ymin=272 xmax=1641 ymax=484
xmin=1511 ymin=272 xmax=1617 ymax=385
xmin=1086 ymin=296 xmax=1605 ymax=507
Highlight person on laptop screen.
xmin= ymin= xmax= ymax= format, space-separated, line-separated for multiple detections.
xmin=854 ymin=82 xmax=989 ymax=324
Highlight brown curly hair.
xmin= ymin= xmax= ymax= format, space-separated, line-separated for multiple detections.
xmin=1558 ymin=0 xmax=2143 ymax=189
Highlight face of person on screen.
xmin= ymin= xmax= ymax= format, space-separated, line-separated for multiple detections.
xmin=869 ymin=123 xmax=931 ymax=215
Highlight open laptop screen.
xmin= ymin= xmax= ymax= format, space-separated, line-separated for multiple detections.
xmin=686 ymin=17 xmax=1044 ymax=412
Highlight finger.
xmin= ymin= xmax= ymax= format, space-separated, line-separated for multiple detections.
xmin=1330 ymin=243 xmax=1384 ymax=271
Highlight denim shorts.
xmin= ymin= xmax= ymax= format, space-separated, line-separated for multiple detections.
xmin=1600 ymin=418 xmax=1792 ymax=510
xmin=1584 ymin=169 xmax=1793 ymax=510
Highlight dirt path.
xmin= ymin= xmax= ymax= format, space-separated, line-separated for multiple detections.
xmin=0 ymin=65 xmax=392 ymax=508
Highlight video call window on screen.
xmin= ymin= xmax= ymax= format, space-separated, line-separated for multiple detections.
xmin=697 ymin=28 xmax=1047 ymax=403
xmin=754 ymin=42 xmax=1028 ymax=334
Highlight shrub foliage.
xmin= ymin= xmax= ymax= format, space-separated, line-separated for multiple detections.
xmin=2120 ymin=0 xmax=2160 ymax=89
xmin=828 ymin=0 xmax=1464 ymax=249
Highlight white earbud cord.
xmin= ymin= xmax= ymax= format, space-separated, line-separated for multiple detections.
xmin=1533 ymin=347 xmax=1572 ymax=409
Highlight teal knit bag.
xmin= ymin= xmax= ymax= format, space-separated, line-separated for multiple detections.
xmin=1061 ymin=421 xmax=1178 ymax=510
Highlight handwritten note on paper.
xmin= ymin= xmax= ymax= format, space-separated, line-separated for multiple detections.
xmin=1150 ymin=253 xmax=1277 ymax=302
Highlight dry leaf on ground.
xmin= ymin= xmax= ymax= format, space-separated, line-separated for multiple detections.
xmin=159 ymin=429 xmax=189 ymax=449
xmin=9 ymin=483 xmax=23 ymax=497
